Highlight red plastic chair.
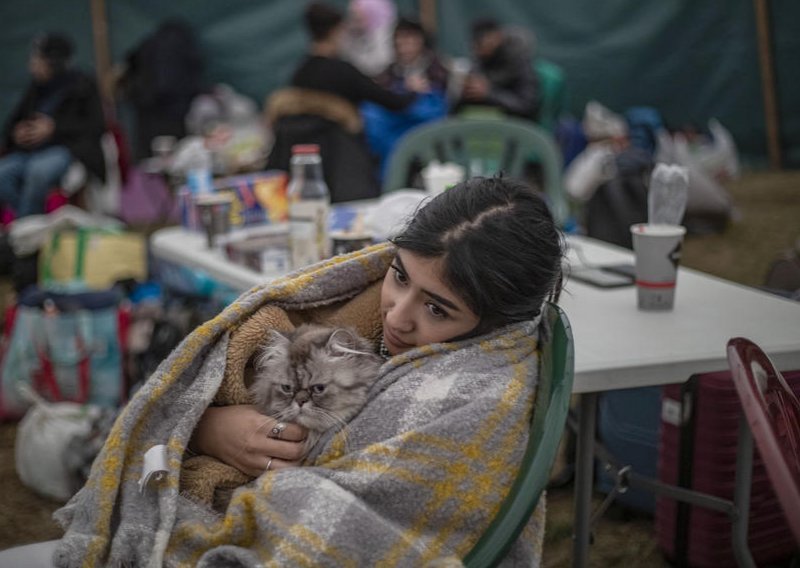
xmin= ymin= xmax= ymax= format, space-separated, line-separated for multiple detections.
xmin=726 ymin=337 xmax=800 ymax=545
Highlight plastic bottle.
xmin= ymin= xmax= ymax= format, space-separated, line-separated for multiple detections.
xmin=287 ymin=144 xmax=331 ymax=269
xmin=185 ymin=141 xmax=214 ymax=195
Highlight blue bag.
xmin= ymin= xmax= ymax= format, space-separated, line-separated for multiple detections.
xmin=0 ymin=286 xmax=129 ymax=420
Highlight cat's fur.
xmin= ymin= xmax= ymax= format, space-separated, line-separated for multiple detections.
xmin=249 ymin=324 xmax=383 ymax=453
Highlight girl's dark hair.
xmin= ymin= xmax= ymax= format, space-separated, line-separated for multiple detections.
xmin=304 ymin=2 xmax=344 ymax=42
xmin=391 ymin=176 xmax=564 ymax=334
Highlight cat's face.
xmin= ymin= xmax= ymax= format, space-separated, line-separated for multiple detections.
xmin=249 ymin=325 xmax=382 ymax=433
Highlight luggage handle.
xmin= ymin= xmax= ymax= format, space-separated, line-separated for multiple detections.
xmin=33 ymin=334 xmax=91 ymax=405
xmin=31 ymin=300 xmax=93 ymax=404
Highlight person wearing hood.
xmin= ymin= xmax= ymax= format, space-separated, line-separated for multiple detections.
xmin=0 ymin=33 xmax=105 ymax=217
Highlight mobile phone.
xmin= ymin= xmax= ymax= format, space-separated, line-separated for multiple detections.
xmin=569 ymin=265 xmax=635 ymax=288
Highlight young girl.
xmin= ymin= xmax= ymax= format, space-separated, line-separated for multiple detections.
xmin=193 ymin=175 xmax=563 ymax=476
xmin=1 ymin=176 xmax=563 ymax=567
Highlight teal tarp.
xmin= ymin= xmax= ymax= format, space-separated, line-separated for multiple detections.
xmin=1 ymin=0 xmax=798 ymax=166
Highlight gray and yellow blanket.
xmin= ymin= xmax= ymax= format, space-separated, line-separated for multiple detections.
xmin=53 ymin=243 xmax=545 ymax=567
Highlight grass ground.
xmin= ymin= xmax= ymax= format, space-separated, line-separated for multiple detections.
xmin=1 ymin=170 xmax=799 ymax=561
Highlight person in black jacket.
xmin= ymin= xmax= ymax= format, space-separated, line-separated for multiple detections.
xmin=117 ymin=20 xmax=204 ymax=161
xmin=0 ymin=33 xmax=106 ymax=217
xmin=457 ymin=18 xmax=540 ymax=119
xmin=291 ymin=2 xmax=420 ymax=111
xmin=267 ymin=2 xmax=424 ymax=202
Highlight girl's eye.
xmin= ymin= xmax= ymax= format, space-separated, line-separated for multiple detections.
xmin=426 ymin=303 xmax=448 ymax=319
xmin=311 ymin=384 xmax=325 ymax=394
xmin=279 ymin=384 xmax=293 ymax=394
xmin=391 ymin=265 xmax=408 ymax=285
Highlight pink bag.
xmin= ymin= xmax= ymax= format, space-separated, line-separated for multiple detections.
xmin=119 ymin=166 xmax=181 ymax=225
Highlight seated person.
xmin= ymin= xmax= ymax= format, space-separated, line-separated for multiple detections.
xmin=266 ymin=2 xmax=422 ymax=202
xmin=363 ymin=17 xmax=450 ymax=178
xmin=0 ymin=33 xmax=105 ymax=218
xmin=0 ymin=176 xmax=565 ymax=566
xmin=116 ymin=19 xmax=204 ymax=162
xmin=456 ymin=18 xmax=540 ymax=120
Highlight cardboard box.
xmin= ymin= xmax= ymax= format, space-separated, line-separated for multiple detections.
xmin=181 ymin=170 xmax=288 ymax=230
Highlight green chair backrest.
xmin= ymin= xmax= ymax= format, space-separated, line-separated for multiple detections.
xmin=533 ymin=58 xmax=567 ymax=132
xmin=463 ymin=302 xmax=575 ymax=567
xmin=382 ymin=117 xmax=568 ymax=226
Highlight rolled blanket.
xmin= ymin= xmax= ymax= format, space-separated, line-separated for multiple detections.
xmin=53 ymin=243 xmax=545 ymax=567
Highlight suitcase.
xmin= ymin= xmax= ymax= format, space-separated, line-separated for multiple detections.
xmin=596 ymin=385 xmax=663 ymax=514
xmin=656 ymin=370 xmax=800 ymax=567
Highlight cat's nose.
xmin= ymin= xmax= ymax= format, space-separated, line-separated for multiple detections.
xmin=296 ymin=390 xmax=310 ymax=406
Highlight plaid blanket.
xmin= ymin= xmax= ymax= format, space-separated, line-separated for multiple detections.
xmin=53 ymin=243 xmax=545 ymax=567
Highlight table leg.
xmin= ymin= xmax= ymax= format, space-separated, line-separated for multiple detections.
xmin=572 ymin=391 xmax=597 ymax=568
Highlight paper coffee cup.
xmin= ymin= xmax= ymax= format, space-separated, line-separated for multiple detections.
xmin=196 ymin=193 xmax=233 ymax=249
xmin=630 ymin=223 xmax=687 ymax=311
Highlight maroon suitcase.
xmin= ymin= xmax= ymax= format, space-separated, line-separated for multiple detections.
xmin=656 ymin=370 xmax=800 ymax=567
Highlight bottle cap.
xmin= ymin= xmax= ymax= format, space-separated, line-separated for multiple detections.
xmin=291 ymin=144 xmax=321 ymax=155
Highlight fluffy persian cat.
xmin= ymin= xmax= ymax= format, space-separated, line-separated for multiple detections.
xmin=249 ymin=324 xmax=383 ymax=452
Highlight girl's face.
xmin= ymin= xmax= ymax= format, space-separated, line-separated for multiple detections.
xmin=380 ymin=250 xmax=480 ymax=355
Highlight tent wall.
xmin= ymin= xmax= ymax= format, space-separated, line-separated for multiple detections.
xmin=1 ymin=0 xmax=797 ymax=167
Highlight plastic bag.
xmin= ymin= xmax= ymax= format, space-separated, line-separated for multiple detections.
xmin=185 ymin=84 xmax=272 ymax=174
xmin=15 ymin=390 xmax=103 ymax=501
xmin=655 ymin=130 xmax=733 ymax=232
xmin=688 ymin=119 xmax=740 ymax=181
xmin=647 ymin=163 xmax=689 ymax=225
xmin=582 ymin=101 xmax=628 ymax=141
xmin=564 ymin=142 xmax=618 ymax=202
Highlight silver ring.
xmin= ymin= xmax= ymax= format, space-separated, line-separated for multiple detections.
xmin=266 ymin=457 xmax=273 ymax=472
xmin=270 ymin=422 xmax=287 ymax=439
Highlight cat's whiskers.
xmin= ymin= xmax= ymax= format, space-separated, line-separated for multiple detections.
xmin=303 ymin=405 xmax=353 ymax=452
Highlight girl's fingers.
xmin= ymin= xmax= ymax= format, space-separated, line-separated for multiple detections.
xmin=259 ymin=438 xmax=308 ymax=462
xmin=241 ymin=455 xmax=302 ymax=477
xmin=260 ymin=418 xmax=306 ymax=442
xmin=265 ymin=457 xmax=302 ymax=472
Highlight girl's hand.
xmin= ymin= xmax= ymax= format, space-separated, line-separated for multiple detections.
xmin=190 ymin=405 xmax=307 ymax=477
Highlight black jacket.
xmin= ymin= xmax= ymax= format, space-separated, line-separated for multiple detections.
xmin=3 ymin=70 xmax=106 ymax=181
xmin=469 ymin=34 xmax=540 ymax=119
xmin=292 ymin=55 xmax=415 ymax=111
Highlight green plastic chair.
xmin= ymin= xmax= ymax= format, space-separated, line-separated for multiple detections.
xmin=382 ymin=117 xmax=568 ymax=226
xmin=463 ymin=302 xmax=575 ymax=567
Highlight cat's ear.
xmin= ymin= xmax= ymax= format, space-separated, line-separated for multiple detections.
xmin=255 ymin=329 xmax=291 ymax=369
xmin=325 ymin=328 xmax=365 ymax=357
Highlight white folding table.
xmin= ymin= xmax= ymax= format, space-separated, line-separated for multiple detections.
xmin=560 ymin=236 xmax=800 ymax=567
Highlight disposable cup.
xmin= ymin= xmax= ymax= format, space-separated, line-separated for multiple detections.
xmin=421 ymin=162 xmax=465 ymax=196
xmin=630 ymin=223 xmax=687 ymax=311
xmin=196 ymin=193 xmax=233 ymax=249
